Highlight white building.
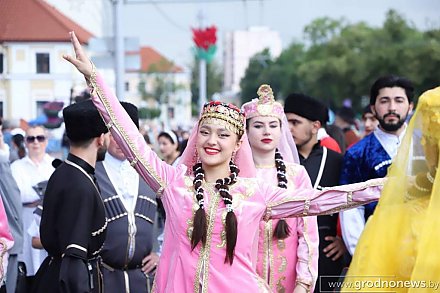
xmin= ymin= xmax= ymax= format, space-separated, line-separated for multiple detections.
xmin=223 ymin=26 xmax=282 ymax=94
xmin=0 ymin=0 xmax=93 ymax=120
xmin=0 ymin=0 xmax=192 ymax=129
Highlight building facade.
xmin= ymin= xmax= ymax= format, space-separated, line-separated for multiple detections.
xmin=223 ymin=26 xmax=282 ymax=94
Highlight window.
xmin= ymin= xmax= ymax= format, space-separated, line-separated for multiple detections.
xmin=0 ymin=53 xmax=3 ymax=74
xmin=36 ymin=101 xmax=49 ymax=118
xmin=36 ymin=53 xmax=50 ymax=74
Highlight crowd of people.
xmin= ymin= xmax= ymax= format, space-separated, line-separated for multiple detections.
xmin=0 ymin=30 xmax=437 ymax=293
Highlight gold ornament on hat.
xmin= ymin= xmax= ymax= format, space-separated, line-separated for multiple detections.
xmin=256 ymin=84 xmax=275 ymax=116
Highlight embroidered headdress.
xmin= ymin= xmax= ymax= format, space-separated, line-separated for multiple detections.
xmin=242 ymin=84 xmax=299 ymax=164
xmin=241 ymin=84 xmax=284 ymax=120
xmin=200 ymin=101 xmax=245 ymax=136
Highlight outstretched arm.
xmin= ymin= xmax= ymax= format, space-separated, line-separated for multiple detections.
xmin=63 ymin=31 xmax=177 ymax=195
xmin=264 ymin=178 xmax=384 ymax=219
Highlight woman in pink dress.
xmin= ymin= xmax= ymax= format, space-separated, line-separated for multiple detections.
xmin=64 ymin=31 xmax=383 ymax=293
xmin=243 ymin=85 xmax=319 ymax=293
xmin=0 ymin=195 xmax=14 ymax=286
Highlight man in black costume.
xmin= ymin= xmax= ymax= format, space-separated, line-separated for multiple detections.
xmin=33 ymin=99 xmax=109 ymax=292
xmin=95 ymin=102 xmax=160 ymax=292
xmin=284 ymin=93 xmax=347 ymax=293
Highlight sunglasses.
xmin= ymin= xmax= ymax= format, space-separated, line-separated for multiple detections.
xmin=26 ymin=135 xmax=46 ymax=143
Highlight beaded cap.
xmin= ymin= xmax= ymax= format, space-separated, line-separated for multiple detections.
xmin=241 ymin=84 xmax=284 ymax=120
xmin=200 ymin=101 xmax=245 ymax=136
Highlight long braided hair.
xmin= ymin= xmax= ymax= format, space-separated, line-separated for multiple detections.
xmin=273 ymin=148 xmax=291 ymax=239
xmin=191 ymin=160 xmax=240 ymax=265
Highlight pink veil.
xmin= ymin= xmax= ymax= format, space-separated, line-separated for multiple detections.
xmin=179 ymin=116 xmax=257 ymax=178
xmin=278 ymin=113 xmax=300 ymax=164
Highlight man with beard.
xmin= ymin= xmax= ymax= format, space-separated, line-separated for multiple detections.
xmin=33 ymin=99 xmax=110 ymax=293
xmin=284 ymin=93 xmax=347 ymax=292
xmin=340 ymin=75 xmax=414 ymax=258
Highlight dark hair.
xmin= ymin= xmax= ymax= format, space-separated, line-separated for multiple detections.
xmin=143 ymin=133 xmax=152 ymax=145
xmin=68 ymin=137 xmax=94 ymax=148
xmin=325 ymin=124 xmax=346 ymax=154
xmin=191 ymin=161 xmax=239 ymax=265
xmin=336 ymin=107 xmax=356 ymax=125
xmin=362 ymin=105 xmax=373 ymax=118
xmin=0 ymin=117 xmax=2 ymax=126
xmin=12 ymin=134 xmax=26 ymax=159
xmin=158 ymin=131 xmax=179 ymax=150
xmin=179 ymin=138 xmax=188 ymax=154
xmin=272 ymin=149 xmax=291 ymax=239
xmin=370 ymin=75 xmax=414 ymax=105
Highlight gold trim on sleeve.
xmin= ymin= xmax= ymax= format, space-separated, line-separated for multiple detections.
xmin=89 ymin=66 xmax=166 ymax=192
xmin=303 ymin=199 xmax=311 ymax=216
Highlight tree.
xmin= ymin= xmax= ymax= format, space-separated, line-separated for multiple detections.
xmin=239 ymin=9 xmax=440 ymax=112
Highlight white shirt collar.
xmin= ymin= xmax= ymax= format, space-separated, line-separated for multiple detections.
xmin=373 ymin=124 xmax=407 ymax=159
xmin=103 ymin=153 xmax=139 ymax=211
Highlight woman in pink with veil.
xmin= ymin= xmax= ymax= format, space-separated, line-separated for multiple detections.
xmin=64 ymin=31 xmax=383 ymax=293
xmin=242 ymin=85 xmax=318 ymax=293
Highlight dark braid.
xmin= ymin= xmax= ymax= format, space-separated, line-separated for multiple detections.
xmin=215 ymin=160 xmax=239 ymax=265
xmin=191 ymin=163 xmax=208 ymax=249
xmin=273 ymin=149 xmax=291 ymax=239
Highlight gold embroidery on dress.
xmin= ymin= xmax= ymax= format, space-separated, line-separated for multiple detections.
xmin=302 ymin=217 xmax=314 ymax=283
xmin=217 ymin=211 xmax=227 ymax=249
xmin=193 ymin=183 xmax=222 ymax=293
xmin=268 ymin=221 xmax=275 ymax=289
xmin=277 ymin=255 xmax=287 ymax=273
xmin=186 ymin=219 xmax=194 ymax=240
xmin=277 ymin=239 xmax=286 ymax=251
xmin=186 ymin=179 xmax=199 ymax=241
xmin=276 ymin=276 xmax=286 ymax=293
xmin=262 ymin=220 xmax=271 ymax=284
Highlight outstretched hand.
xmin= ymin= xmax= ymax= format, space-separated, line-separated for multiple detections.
xmin=63 ymin=31 xmax=93 ymax=79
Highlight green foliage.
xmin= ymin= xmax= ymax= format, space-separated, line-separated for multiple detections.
xmin=239 ymin=9 xmax=440 ymax=111
xmin=138 ymin=107 xmax=161 ymax=120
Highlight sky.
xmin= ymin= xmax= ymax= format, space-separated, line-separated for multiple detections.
xmin=118 ymin=0 xmax=440 ymax=69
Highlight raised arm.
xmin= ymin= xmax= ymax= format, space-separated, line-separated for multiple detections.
xmin=264 ymin=178 xmax=384 ymax=219
xmin=63 ymin=31 xmax=177 ymax=195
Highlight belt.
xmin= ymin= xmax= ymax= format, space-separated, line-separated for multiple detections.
xmin=23 ymin=200 xmax=41 ymax=208
xmin=100 ymin=260 xmax=142 ymax=271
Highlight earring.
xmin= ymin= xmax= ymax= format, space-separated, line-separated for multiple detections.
xmin=231 ymin=151 xmax=236 ymax=163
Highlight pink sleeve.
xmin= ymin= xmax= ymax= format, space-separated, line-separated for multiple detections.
xmin=264 ymin=178 xmax=384 ymax=219
xmin=293 ymin=167 xmax=319 ymax=288
xmin=1 ymin=196 xmax=14 ymax=284
xmin=88 ymin=70 xmax=179 ymax=195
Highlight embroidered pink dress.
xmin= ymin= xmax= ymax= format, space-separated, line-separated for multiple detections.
xmin=88 ymin=72 xmax=383 ymax=293
xmin=256 ymin=163 xmax=319 ymax=292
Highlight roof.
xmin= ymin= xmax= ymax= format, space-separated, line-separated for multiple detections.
xmin=136 ymin=47 xmax=183 ymax=73
xmin=0 ymin=0 xmax=93 ymax=44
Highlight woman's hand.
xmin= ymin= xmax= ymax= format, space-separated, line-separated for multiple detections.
xmin=63 ymin=31 xmax=93 ymax=79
